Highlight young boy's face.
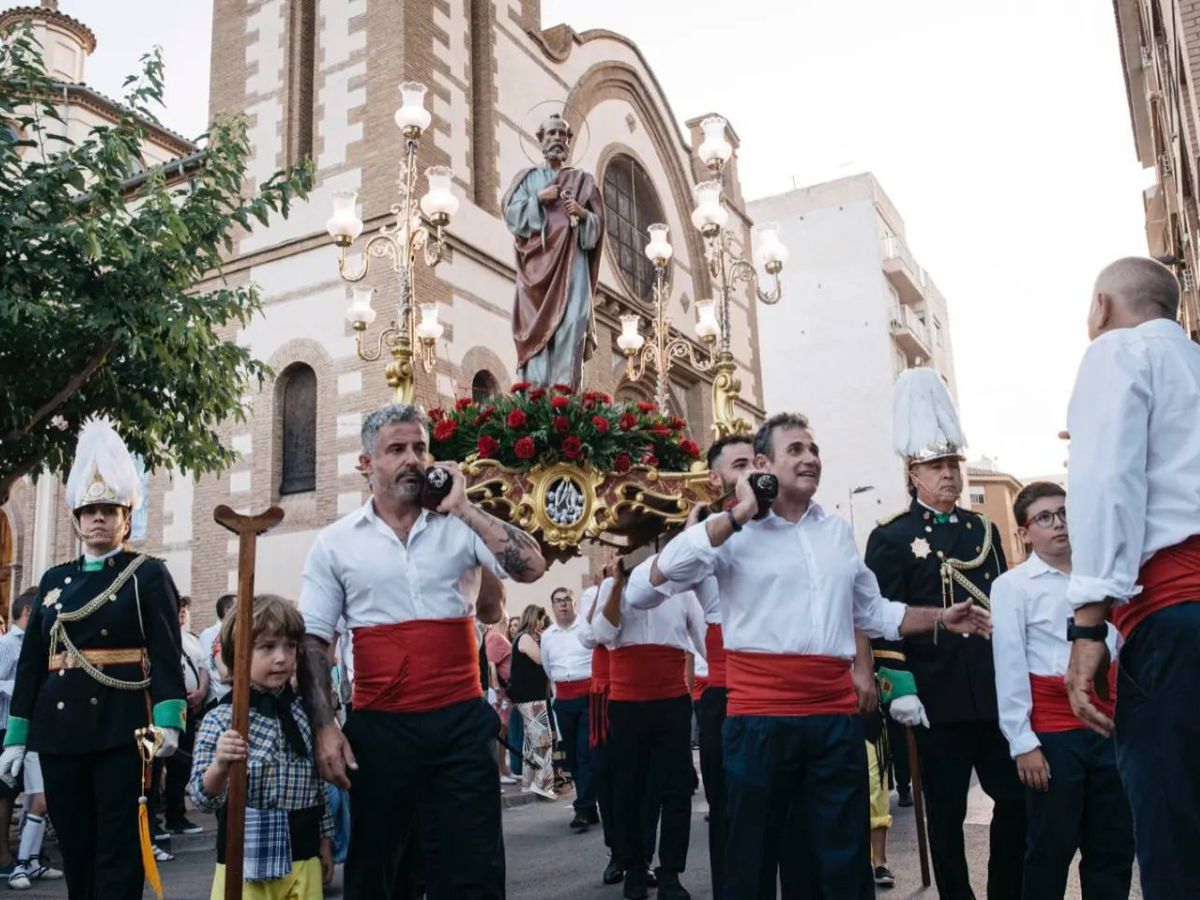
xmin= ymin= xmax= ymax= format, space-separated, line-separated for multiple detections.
xmin=250 ymin=629 xmax=298 ymax=690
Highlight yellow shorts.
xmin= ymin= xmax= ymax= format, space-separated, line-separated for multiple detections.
xmin=210 ymin=857 xmax=323 ymax=900
xmin=866 ymin=740 xmax=892 ymax=830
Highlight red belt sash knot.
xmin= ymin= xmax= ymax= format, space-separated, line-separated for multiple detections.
xmin=351 ymin=618 xmax=481 ymax=713
xmin=590 ymin=645 xmax=610 ymax=693
xmin=554 ymin=678 xmax=591 ymax=701
xmin=589 ymin=646 xmax=611 ymax=748
xmin=1029 ymin=668 xmax=1117 ymax=733
xmin=691 ymin=676 xmax=709 ymax=701
xmin=608 ymin=645 xmax=688 ymax=702
xmin=705 ymin=623 xmax=727 ymax=689
xmin=1117 ymin=534 xmax=1200 ymax=638
xmin=726 ymin=651 xmax=856 ymax=717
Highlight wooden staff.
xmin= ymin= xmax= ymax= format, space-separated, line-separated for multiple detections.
xmin=213 ymin=504 xmax=284 ymax=900
xmin=906 ymin=727 xmax=931 ymax=887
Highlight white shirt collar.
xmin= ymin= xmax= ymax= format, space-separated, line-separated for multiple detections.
xmin=760 ymin=500 xmax=826 ymax=527
xmin=1023 ymin=551 xmax=1068 ymax=579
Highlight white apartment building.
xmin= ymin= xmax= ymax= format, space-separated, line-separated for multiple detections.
xmin=748 ymin=173 xmax=960 ymax=548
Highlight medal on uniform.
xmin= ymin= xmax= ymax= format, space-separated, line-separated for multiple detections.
xmin=910 ymin=537 xmax=932 ymax=559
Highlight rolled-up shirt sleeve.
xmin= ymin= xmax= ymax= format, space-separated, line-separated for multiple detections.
xmin=1066 ymin=335 xmax=1151 ymax=608
xmin=628 ymin=556 xmax=692 ymax=609
xmin=298 ymin=534 xmax=344 ymax=642
xmin=989 ymin=574 xmax=1039 ymax=757
xmin=656 ymin=521 xmax=724 ymax=586
xmin=590 ymin=579 xmax=620 ymax=646
xmin=851 ymin=559 xmax=905 ymax=641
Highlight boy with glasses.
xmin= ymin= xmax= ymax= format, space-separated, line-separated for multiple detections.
xmin=990 ymin=482 xmax=1133 ymax=899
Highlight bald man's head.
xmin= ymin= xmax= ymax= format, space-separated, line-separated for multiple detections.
xmin=1089 ymin=256 xmax=1179 ymax=339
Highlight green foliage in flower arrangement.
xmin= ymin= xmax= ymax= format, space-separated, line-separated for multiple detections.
xmin=428 ymin=382 xmax=702 ymax=473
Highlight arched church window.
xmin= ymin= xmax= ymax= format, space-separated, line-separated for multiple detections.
xmin=471 ymin=369 xmax=499 ymax=404
xmin=602 ymin=154 xmax=666 ymax=303
xmin=279 ymin=364 xmax=317 ymax=495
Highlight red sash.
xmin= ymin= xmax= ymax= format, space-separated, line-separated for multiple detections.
xmin=609 ymin=645 xmax=688 ymax=702
xmin=590 ymin=645 xmax=610 ymax=693
xmin=555 ymin=678 xmax=591 ymax=701
xmin=1116 ymin=534 xmax=1200 ymax=638
xmin=705 ymin=623 xmax=727 ymax=689
xmin=726 ymin=651 xmax=856 ymax=717
xmin=351 ymin=618 xmax=481 ymax=713
xmin=1029 ymin=669 xmax=1117 ymax=733
xmin=692 ymin=676 xmax=709 ymax=701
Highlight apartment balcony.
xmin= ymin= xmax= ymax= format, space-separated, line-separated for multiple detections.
xmin=882 ymin=233 xmax=926 ymax=304
xmin=890 ymin=305 xmax=931 ymax=363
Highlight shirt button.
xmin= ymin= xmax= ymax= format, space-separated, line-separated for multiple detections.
xmin=64 ymin=577 xmax=72 ymax=585
xmin=984 ymin=573 xmax=991 ymax=580
xmin=100 ymin=628 xmax=108 ymax=637
xmin=925 ymin=526 xmax=933 ymax=533
xmin=107 ymin=559 xmax=115 ymax=567
xmin=56 ymin=702 xmax=64 ymax=710
xmin=89 ymin=698 xmax=98 ymax=705
xmin=936 ymin=551 xmax=945 ymax=559
xmin=54 ymin=604 xmax=62 ymax=611
xmin=58 ymin=670 xmax=65 ymax=678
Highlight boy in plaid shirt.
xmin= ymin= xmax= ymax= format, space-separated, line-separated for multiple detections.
xmin=190 ymin=595 xmax=333 ymax=899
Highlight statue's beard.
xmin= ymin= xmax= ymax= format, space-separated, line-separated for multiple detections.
xmin=543 ymin=143 xmax=569 ymax=162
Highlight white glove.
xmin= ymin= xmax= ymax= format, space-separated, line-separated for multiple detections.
xmin=154 ymin=727 xmax=181 ymax=759
xmin=889 ymin=694 xmax=930 ymax=729
xmin=0 ymin=745 xmax=26 ymax=786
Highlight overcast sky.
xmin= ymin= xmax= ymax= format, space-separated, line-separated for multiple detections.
xmin=56 ymin=0 xmax=1151 ymax=477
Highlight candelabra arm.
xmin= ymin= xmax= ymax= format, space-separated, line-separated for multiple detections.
xmin=337 ymin=231 xmax=405 ymax=283
xmin=624 ymin=344 xmax=656 ymax=385
xmin=354 ymin=326 xmax=396 ymax=363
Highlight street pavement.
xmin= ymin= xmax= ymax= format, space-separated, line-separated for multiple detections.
xmin=15 ymin=774 xmax=1140 ymax=898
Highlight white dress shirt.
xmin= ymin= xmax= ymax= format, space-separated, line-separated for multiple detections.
xmin=991 ymin=553 xmax=1121 ymax=757
xmin=540 ymin=617 xmax=594 ymax=684
xmin=591 ymin=575 xmax=707 ymax=656
xmin=628 ymin=566 xmax=722 ymax=623
xmin=577 ymin=585 xmax=602 ymax=651
xmin=654 ymin=503 xmax=906 ymax=658
xmin=1066 ymin=318 xmax=1200 ymax=607
xmin=0 ymin=625 xmax=24 ymax=728
xmin=299 ymin=500 xmax=505 ymax=642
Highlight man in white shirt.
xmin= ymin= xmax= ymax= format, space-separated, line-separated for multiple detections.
xmin=297 ymin=403 xmax=546 ymax=900
xmin=593 ymin=557 xmax=707 ymax=900
xmin=655 ymin=412 xmax=991 ymax=899
xmin=539 ymin=586 xmax=597 ymax=832
xmin=197 ymin=593 xmax=234 ymax=707
xmin=1064 ymin=257 xmax=1200 ymax=900
xmin=992 ymin=482 xmax=1133 ymax=899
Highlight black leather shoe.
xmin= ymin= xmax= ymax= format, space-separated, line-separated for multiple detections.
xmin=583 ymin=808 xmax=600 ymax=825
xmin=603 ymin=855 xmax=625 ymax=885
xmin=644 ymin=865 xmax=658 ymax=888
xmin=569 ymin=811 xmax=590 ymax=831
xmin=623 ymin=865 xmax=648 ymax=899
xmin=656 ymin=869 xmax=691 ymax=900
xmin=897 ymin=785 xmax=913 ymax=807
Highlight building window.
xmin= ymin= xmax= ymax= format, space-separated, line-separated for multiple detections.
xmin=969 ymin=489 xmax=986 ymax=506
xmin=279 ymin=364 xmax=317 ymax=495
xmin=602 ymin=154 xmax=666 ymax=303
xmin=471 ymin=369 xmax=499 ymax=404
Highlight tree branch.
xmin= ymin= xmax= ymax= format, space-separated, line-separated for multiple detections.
xmin=3 ymin=341 xmax=114 ymax=443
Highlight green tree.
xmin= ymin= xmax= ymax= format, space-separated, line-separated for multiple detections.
xmin=0 ymin=26 xmax=313 ymax=504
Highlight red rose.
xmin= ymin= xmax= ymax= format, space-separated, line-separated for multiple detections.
xmin=585 ymin=391 xmax=611 ymax=404
xmin=651 ymin=423 xmax=672 ymax=438
xmin=433 ymin=419 xmax=456 ymax=441
xmin=642 ymin=451 xmax=659 ymax=467
xmin=680 ymin=439 xmax=701 ymax=458
xmin=473 ymin=405 xmax=496 ymax=426
xmin=455 ymin=397 xmax=474 ymax=411
xmin=552 ymin=383 xmax=573 ymax=395
xmin=550 ymin=395 xmax=570 ymax=410
xmin=591 ymin=415 xmax=610 ymax=433
xmin=637 ymin=401 xmax=657 ymax=413
xmin=562 ymin=436 xmax=583 ymax=460
xmin=514 ymin=436 xmax=536 ymax=460
xmin=614 ymin=453 xmax=632 ymax=473
xmin=506 ymin=409 xmax=527 ymax=429
xmin=477 ymin=435 xmax=500 ymax=458
xmin=428 ymin=407 xmax=445 ymax=422
xmin=670 ymin=416 xmax=686 ymax=431
xmin=553 ymin=415 xmax=570 ymax=433
xmin=511 ymin=381 xmax=531 ymax=393
xmin=619 ymin=413 xmax=638 ymax=431
xmin=529 ymin=388 xmax=546 ymax=401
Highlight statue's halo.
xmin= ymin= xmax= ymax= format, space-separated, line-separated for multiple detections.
xmin=519 ymin=99 xmax=592 ymax=168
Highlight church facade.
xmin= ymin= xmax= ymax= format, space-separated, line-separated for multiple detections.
xmin=6 ymin=0 xmax=767 ymax=623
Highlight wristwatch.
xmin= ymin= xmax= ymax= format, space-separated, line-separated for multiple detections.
xmin=1066 ymin=616 xmax=1107 ymax=642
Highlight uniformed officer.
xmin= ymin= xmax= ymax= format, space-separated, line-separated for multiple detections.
xmin=0 ymin=420 xmax=186 ymax=900
xmin=865 ymin=368 xmax=1025 ymax=900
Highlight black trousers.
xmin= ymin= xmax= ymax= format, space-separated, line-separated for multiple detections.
xmin=41 ymin=744 xmax=145 ymax=900
xmin=1023 ymin=729 xmax=1133 ymax=900
xmin=344 ymin=699 xmax=505 ymax=900
xmin=696 ymin=687 xmax=727 ymax=899
xmin=164 ymin=711 xmax=198 ymax=823
xmin=913 ymin=719 xmax=1025 ymax=900
xmin=723 ymin=713 xmax=872 ymax=900
xmin=591 ymin=738 xmax=617 ymax=850
xmin=552 ymin=695 xmax=595 ymax=813
xmin=608 ymin=694 xmax=692 ymax=874
xmin=1114 ymin=601 xmax=1200 ymax=900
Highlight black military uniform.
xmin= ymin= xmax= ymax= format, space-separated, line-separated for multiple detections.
xmin=6 ymin=550 xmax=186 ymax=900
xmin=866 ymin=499 xmax=1025 ymax=900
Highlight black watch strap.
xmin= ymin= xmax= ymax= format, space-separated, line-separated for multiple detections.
xmin=1066 ymin=616 xmax=1107 ymax=642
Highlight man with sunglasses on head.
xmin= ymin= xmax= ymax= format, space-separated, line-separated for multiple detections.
xmin=991 ymin=482 xmax=1133 ymax=900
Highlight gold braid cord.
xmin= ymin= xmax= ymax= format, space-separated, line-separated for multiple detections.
xmin=938 ymin=514 xmax=996 ymax=611
xmin=47 ymin=555 xmax=151 ymax=690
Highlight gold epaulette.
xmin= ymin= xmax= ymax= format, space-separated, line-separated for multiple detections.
xmin=876 ymin=508 xmax=909 ymax=527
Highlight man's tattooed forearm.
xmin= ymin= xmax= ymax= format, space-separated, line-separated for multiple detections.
xmin=299 ymin=635 xmax=336 ymax=727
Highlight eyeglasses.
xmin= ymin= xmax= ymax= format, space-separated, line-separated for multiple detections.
xmin=1026 ymin=507 xmax=1067 ymax=528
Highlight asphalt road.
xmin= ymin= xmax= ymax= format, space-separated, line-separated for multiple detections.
xmin=15 ymin=777 xmax=1139 ymax=898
